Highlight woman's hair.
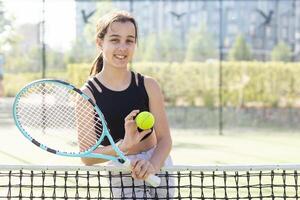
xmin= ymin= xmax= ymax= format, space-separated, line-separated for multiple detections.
xmin=90 ymin=10 xmax=138 ymax=76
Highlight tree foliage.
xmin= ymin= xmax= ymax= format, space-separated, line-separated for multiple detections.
xmin=229 ymin=34 xmax=252 ymax=61
xmin=135 ymin=31 xmax=184 ymax=62
xmin=0 ymin=0 xmax=14 ymax=53
xmin=65 ymin=1 xmax=115 ymax=64
xmin=271 ymin=41 xmax=292 ymax=62
xmin=185 ymin=24 xmax=217 ymax=61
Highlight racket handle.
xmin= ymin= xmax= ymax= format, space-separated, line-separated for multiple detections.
xmin=146 ymin=174 xmax=161 ymax=187
xmin=123 ymin=158 xmax=161 ymax=187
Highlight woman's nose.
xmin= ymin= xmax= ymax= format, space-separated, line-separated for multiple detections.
xmin=117 ymin=43 xmax=128 ymax=51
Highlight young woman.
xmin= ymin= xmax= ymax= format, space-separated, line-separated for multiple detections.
xmin=80 ymin=11 xmax=174 ymax=198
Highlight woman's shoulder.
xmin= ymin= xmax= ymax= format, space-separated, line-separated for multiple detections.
xmin=132 ymin=71 xmax=159 ymax=89
xmin=138 ymin=74 xmax=161 ymax=96
xmin=137 ymin=74 xmax=165 ymax=105
xmin=80 ymin=75 xmax=103 ymax=103
xmin=82 ymin=75 xmax=103 ymax=92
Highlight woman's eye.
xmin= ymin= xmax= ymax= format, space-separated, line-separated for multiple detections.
xmin=111 ymin=39 xmax=119 ymax=43
xmin=127 ymin=40 xmax=134 ymax=43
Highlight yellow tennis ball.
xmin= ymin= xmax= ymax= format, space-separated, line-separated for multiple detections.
xmin=135 ymin=111 xmax=155 ymax=130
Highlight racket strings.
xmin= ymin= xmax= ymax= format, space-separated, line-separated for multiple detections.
xmin=15 ymin=82 xmax=106 ymax=154
xmin=74 ymin=97 xmax=104 ymax=151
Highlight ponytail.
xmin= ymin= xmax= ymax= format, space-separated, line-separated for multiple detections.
xmin=90 ymin=53 xmax=103 ymax=76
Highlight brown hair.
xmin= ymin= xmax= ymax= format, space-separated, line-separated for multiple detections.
xmin=90 ymin=11 xmax=138 ymax=76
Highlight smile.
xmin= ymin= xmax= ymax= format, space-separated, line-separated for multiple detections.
xmin=114 ymin=55 xmax=127 ymax=60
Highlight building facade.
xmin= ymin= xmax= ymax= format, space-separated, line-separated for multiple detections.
xmin=75 ymin=0 xmax=300 ymax=61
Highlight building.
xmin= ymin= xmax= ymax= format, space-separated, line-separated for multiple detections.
xmin=75 ymin=0 xmax=300 ymax=61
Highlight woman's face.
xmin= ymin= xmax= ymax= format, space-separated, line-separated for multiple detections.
xmin=99 ymin=21 xmax=136 ymax=70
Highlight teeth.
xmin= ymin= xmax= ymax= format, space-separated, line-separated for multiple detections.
xmin=115 ymin=55 xmax=126 ymax=59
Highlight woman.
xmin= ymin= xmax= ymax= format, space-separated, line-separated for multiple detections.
xmin=80 ymin=10 xmax=173 ymax=198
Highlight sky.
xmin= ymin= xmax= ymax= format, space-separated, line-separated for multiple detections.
xmin=3 ymin=0 xmax=76 ymax=50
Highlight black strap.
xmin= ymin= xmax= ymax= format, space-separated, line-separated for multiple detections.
xmin=85 ymin=84 xmax=93 ymax=94
xmin=92 ymin=77 xmax=102 ymax=89
xmin=136 ymin=73 xmax=144 ymax=87
xmin=87 ymin=80 xmax=98 ymax=94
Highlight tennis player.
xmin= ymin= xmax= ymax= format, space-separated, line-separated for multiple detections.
xmin=80 ymin=10 xmax=174 ymax=198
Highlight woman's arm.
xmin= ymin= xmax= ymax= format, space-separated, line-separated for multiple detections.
xmin=79 ymin=86 xmax=151 ymax=166
xmin=80 ymin=112 xmax=151 ymax=166
xmin=131 ymin=76 xmax=172 ymax=179
xmin=145 ymin=76 xmax=172 ymax=171
xmin=79 ymin=86 xmax=121 ymax=165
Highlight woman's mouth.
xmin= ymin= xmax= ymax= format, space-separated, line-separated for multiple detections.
xmin=114 ymin=55 xmax=127 ymax=60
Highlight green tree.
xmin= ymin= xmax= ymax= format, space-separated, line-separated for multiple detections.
xmin=271 ymin=41 xmax=292 ymax=62
xmin=229 ymin=34 xmax=252 ymax=61
xmin=2 ymin=22 xmax=66 ymax=73
xmin=133 ymin=38 xmax=146 ymax=62
xmin=142 ymin=33 xmax=160 ymax=62
xmin=47 ymin=47 xmax=67 ymax=70
xmin=65 ymin=1 xmax=115 ymax=64
xmin=135 ymin=31 xmax=184 ymax=62
xmin=0 ymin=0 xmax=14 ymax=53
xmin=65 ymin=38 xmax=95 ymax=64
xmin=5 ymin=43 xmax=40 ymax=72
xmin=159 ymin=31 xmax=183 ymax=62
xmin=185 ymin=25 xmax=217 ymax=61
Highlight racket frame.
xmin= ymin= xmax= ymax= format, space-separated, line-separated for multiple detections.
xmin=13 ymin=79 xmax=160 ymax=187
xmin=13 ymin=79 xmax=126 ymax=163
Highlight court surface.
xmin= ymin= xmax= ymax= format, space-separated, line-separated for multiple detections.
xmin=1 ymin=124 xmax=300 ymax=165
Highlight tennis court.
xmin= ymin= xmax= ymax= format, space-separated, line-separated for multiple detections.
xmin=1 ymin=96 xmax=300 ymax=198
xmin=1 ymin=97 xmax=300 ymax=198
xmin=1 ymin=0 xmax=300 ymax=198
xmin=1 ymin=125 xmax=300 ymax=199
xmin=1 ymin=115 xmax=300 ymax=165
xmin=2 ymin=96 xmax=300 ymax=165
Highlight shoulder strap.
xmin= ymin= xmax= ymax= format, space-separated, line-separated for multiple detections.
xmin=136 ymin=73 xmax=149 ymax=103
xmin=86 ymin=79 xmax=97 ymax=93
xmin=136 ymin=73 xmax=144 ymax=87
xmin=92 ymin=77 xmax=102 ymax=89
xmin=89 ymin=77 xmax=104 ymax=93
xmin=83 ymin=82 xmax=93 ymax=94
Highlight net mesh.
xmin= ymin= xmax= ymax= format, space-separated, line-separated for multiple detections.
xmin=14 ymin=81 xmax=103 ymax=153
xmin=0 ymin=165 xmax=299 ymax=199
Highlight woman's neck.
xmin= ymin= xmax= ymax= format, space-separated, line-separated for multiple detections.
xmin=96 ymin=67 xmax=131 ymax=91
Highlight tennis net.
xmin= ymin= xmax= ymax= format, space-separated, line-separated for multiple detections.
xmin=0 ymin=164 xmax=299 ymax=199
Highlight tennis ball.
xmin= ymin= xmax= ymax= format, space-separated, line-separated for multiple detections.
xmin=135 ymin=111 xmax=155 ymax=130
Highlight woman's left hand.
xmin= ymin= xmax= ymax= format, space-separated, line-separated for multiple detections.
xmin=131 ymin=159 xmax=158 ymax=180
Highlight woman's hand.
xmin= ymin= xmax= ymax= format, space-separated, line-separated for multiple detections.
xmin=120 ymin=110 xmax=152 ymax=152
xmin=131 ymin=159 xmax=158 ymax=180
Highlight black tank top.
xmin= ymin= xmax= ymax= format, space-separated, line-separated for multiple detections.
xmin=86 ymin=71 xmax=151 ymax=146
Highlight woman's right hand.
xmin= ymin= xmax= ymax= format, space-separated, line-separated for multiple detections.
xmin=121 ymin=110 xmax=152 ymax=152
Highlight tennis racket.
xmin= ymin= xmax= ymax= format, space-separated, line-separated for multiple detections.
xmin=13 ymin=79 xmax=161 ymax=187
